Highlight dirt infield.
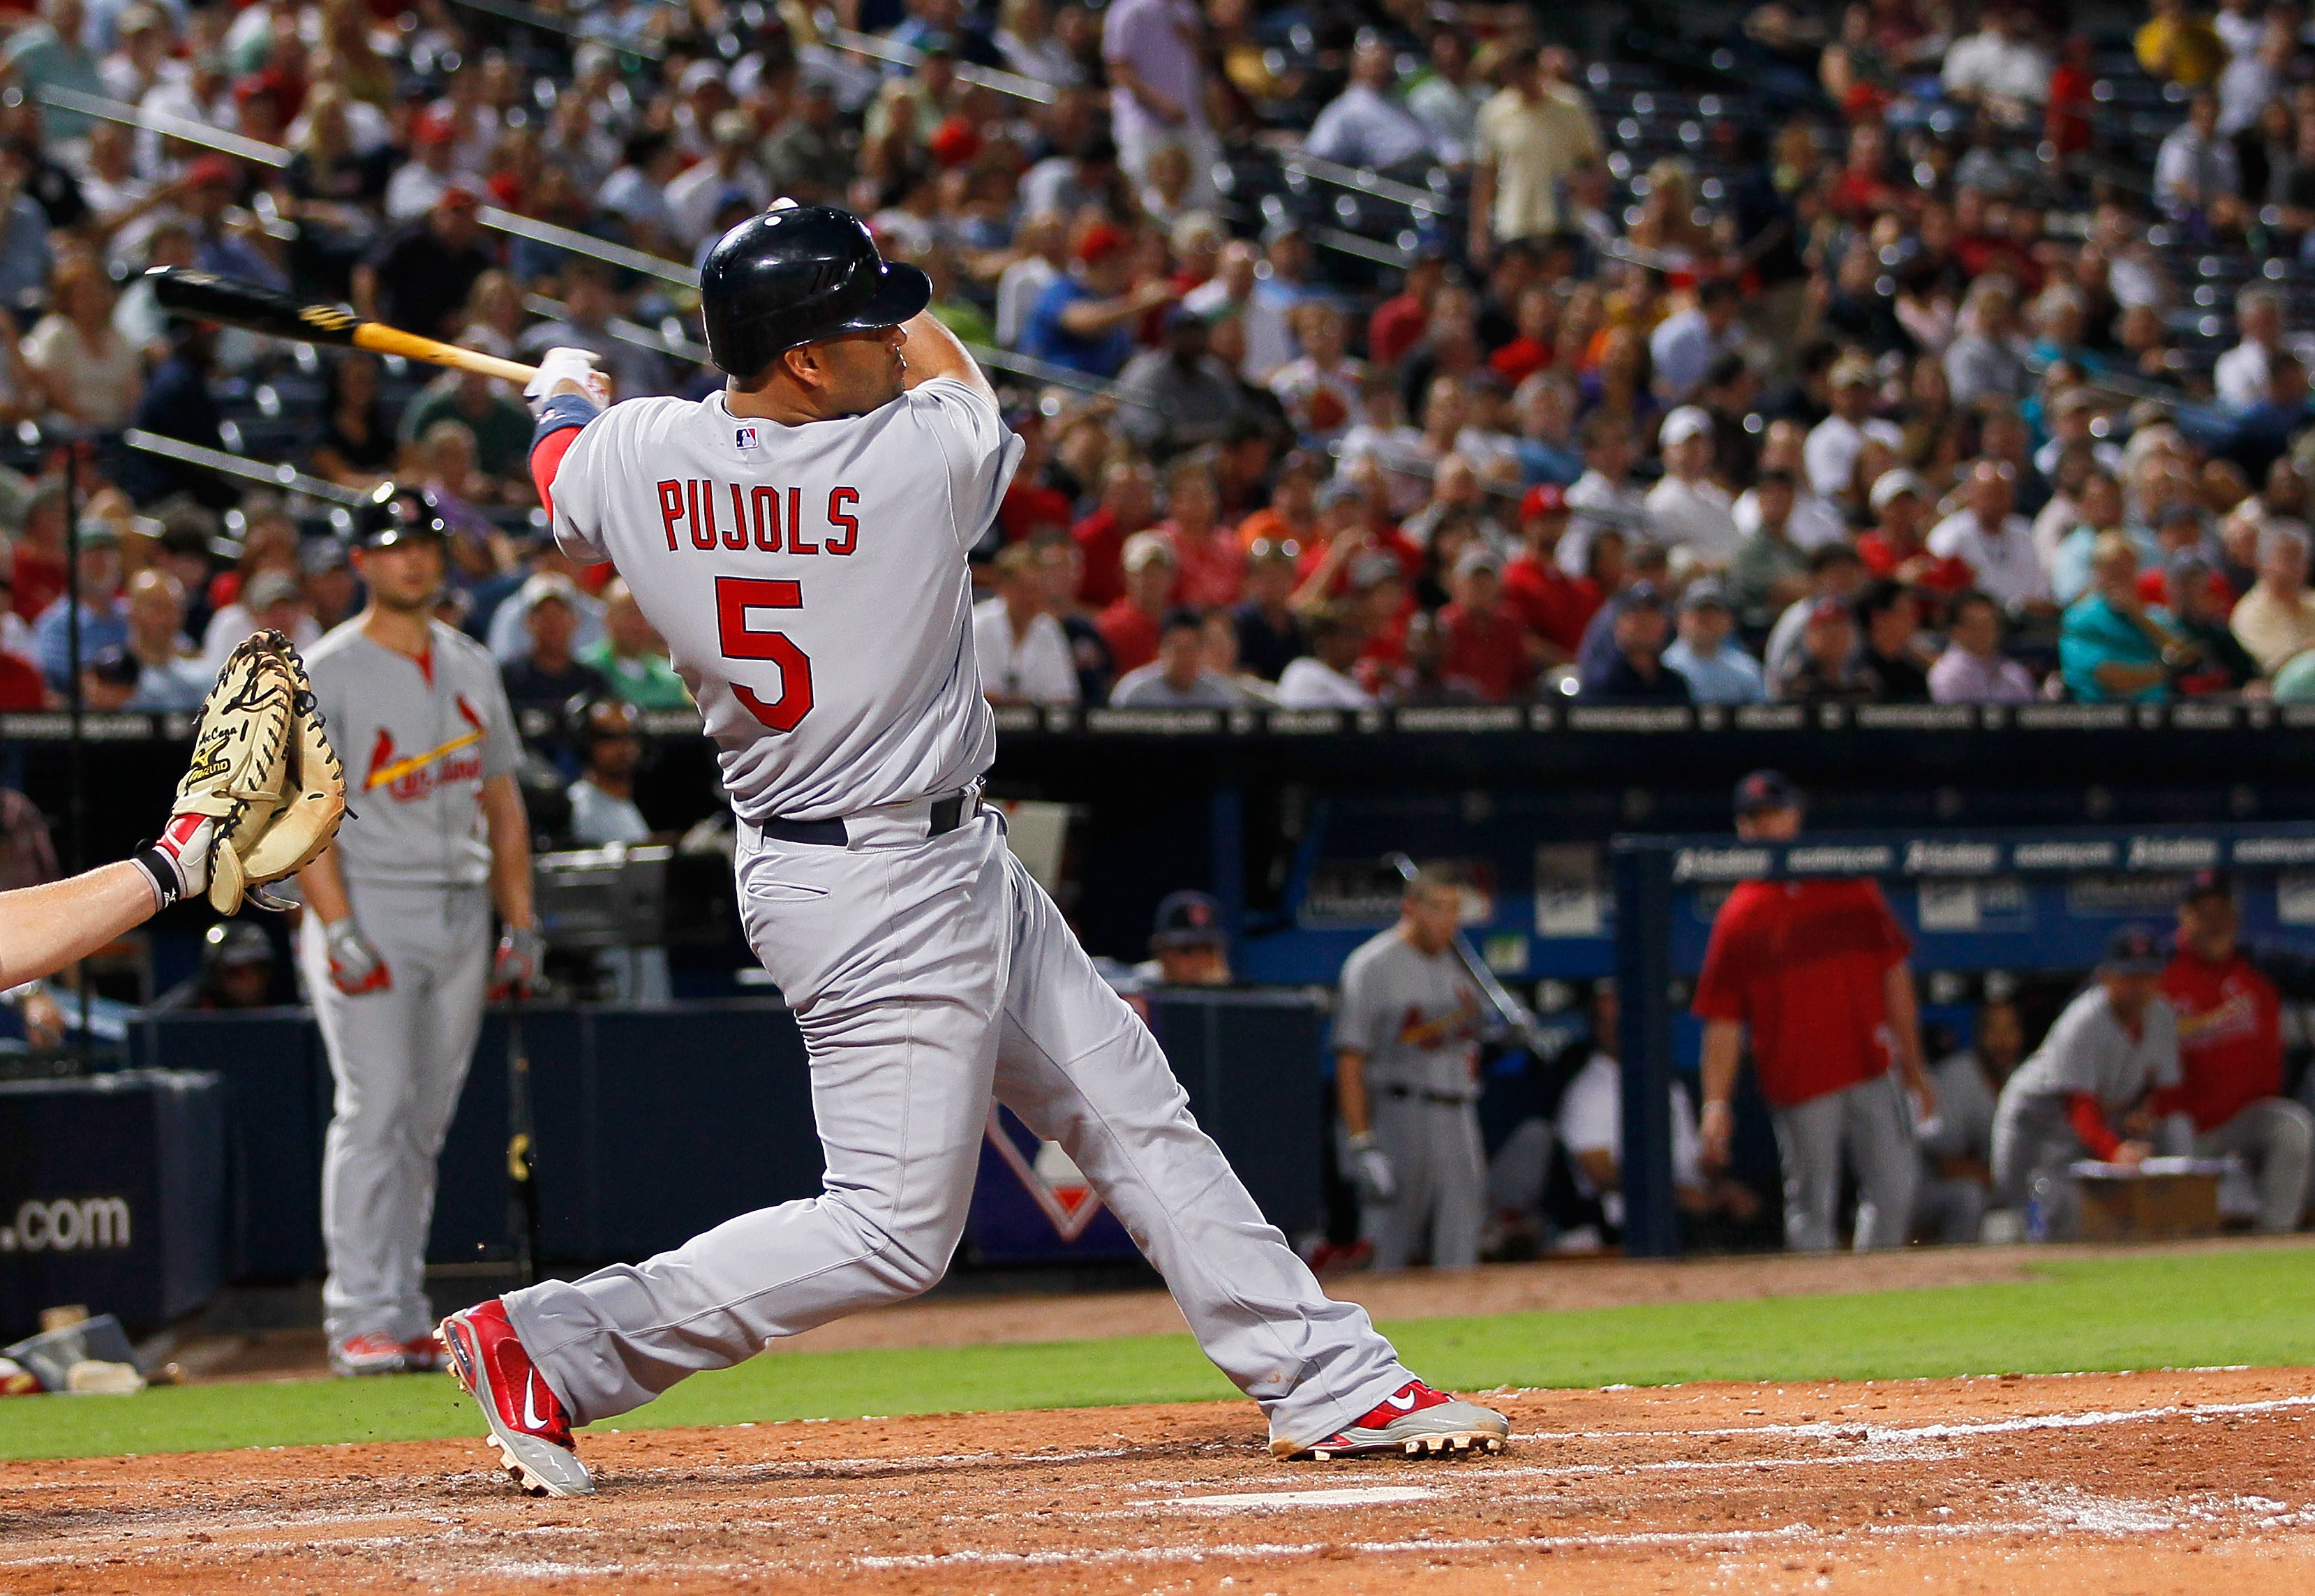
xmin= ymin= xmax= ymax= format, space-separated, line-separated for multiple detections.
xmin=6 ymin=1366 xmax=2313 ymax=1594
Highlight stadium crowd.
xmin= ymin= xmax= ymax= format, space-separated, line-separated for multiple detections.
xmin=0 ymin=0 xmax=2312 ymax=715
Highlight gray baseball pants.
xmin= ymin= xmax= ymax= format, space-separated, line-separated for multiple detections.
xmin=503 ymin=808 xmax=1410 ymax=1454
xmin=298 ymin=881 xmax=492 ymax=1346
xmin=1362 ymin=1092 xmax=1486 ymax=1270
xmin=2187 ymin=1098 xmax=2314 ymax=1234
xmin=1771 ymin=1072 xmax=1917 ymax=1251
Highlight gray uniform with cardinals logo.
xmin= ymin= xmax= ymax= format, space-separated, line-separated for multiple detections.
xmin=295 ymin=618 xmax=519 ymax=1346
xmin=1334 ymin=930 xmax=1487 ymax=1270
xmin=498 ymin=376 xmax=1416 ymax=1456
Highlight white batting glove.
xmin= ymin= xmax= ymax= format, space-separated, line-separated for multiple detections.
xmin=523 ymin=346 xmax=611 ymax=415
xmin=1346 ymin=1133 xmax=1397 ymax=1205
xmin=325 ymin=919 xmax=390 ymax=995
xmin=492 ymin=924 xmax=546 ymax=997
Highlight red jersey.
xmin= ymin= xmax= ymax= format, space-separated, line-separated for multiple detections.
xmin=1438 ymin=599 xmax=1531 ymax=701
xmin=1163 ymin=523 xmax=1245 ymax=609
xmin=2159 ymin=948 xmax=2281 ymax=1131
xmin=1502 ymin=553 xmax=1599 ymax=655
xmin=1488 ymin=337 xmax=1551 ymax=387
xmin=12 ymin=549 xmax=63 ymax=625
xmin=1096 ymin=599 xmax=1162 ymax=675
xmin=0 ymin=649 xmax=43 ymax=708
xmin=1691 ymin=878 xmax=1912 ymax=1107
xmin=1073 ymin=508 xmax=1141 ymax=609
xmin=1856 ymin=531 xmax=1974 ymax=594
xmin=1369 ymin=294 xmax=1428 ymax=368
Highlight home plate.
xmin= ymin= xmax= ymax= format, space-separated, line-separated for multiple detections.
xmin=1139 ymin=1486 xmax=1439 ymax=1511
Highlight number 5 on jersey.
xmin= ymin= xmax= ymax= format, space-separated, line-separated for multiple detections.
xmin=716 ymin=576 xmax=812 ymax=731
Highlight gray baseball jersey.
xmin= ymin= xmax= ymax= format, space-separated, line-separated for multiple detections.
xmin=1334 ymin=930 xmax=1482 ymax=1098
xmin=303 ymin=618 xmax=521 ymax=887
xmin=2002 ymin=986 xmax=2180 ymax=1119
xmin=546 ymin=379 xmax=1022 ymax=823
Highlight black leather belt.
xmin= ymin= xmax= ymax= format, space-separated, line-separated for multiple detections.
xmin=760 ymin=791 xmax=977 ymax=847
xmin=1382 ymin=1084 xmax=1472 ymax=1105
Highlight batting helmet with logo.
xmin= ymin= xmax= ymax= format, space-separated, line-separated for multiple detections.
xmin=350 ymin=481 xmax=448 ymax=549
xmin=699 ymin=205 xmax=932 ymax=381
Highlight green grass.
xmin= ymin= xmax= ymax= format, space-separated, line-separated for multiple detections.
xmin=6 ymin=1249 xmax=2312 ymax=1463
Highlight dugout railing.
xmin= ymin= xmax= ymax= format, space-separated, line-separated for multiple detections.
xmin=1610 ymin=821 xmax=2315 ymax=1260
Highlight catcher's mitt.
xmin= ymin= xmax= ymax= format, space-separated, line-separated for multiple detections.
xmin=157 ymin=630 xmax=347 ymax=913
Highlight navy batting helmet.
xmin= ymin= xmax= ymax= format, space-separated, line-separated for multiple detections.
xmin=351 ymin=481 xmax=447 ymax=549
xmin=700 ymin=205 xmax=932 ymax=381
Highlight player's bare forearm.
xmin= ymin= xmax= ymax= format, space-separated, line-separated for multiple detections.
xmin=0 ymin=863 xmax=158 ymax=990
xmin=1883 ymin=962 xmax=1927 ymax=1084
xmin=482 ymin=775 xmax=537 ymax=930
xmin=1699 ymin=1019 xmax=1742 ymax=1108
xmin=900 ymin=311 xmax=997 ymax=406
xmin=1335 ymin=1048 xmax=1371 ymax=1138
xmin=298 ymin=843 xmax=355 ymax=926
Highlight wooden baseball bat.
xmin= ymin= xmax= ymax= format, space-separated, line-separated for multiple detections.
xmin=145 ymin=266 xmax=540 ymax=385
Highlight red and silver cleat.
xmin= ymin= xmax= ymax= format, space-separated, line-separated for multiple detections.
xmin=1279 ymin=1379 xmax=1510 ymax=1461
xmin=438 ymin=1300 xmax=594 ymax=1497
xmin=329 ymin=1332 xmax=410 ymax=1378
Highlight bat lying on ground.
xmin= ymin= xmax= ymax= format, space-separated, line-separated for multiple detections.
xmin=147 ymin=266 xmax=541 ymax=386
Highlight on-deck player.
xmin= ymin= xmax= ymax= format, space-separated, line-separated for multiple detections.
xmin=438 ymin=204 xmax=1510 ymax=1497
xmin=297 ymin=488 xmax=544 ymax=1378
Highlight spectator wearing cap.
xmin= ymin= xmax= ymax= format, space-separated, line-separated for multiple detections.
xmin=2164 ymin=553 xmax=2264 ymax=696
xmin=2159 ymin=874 xmax=2315 ymax=1232
xmin=1644 ymin=406 xmax=1741 ymax=565
xmin=31 ymin=520 xmax=128 ymax=689
xmin=1803 ymin=355 xmax=1904 ymax=502
xmin=1468 ymin=43 xmax=1602 ymax=271
xmin=1275 ymin=602 xmax=1374 ymax=708
xmin=974 ymin=542 xmax=1079 ymax=706
xmin=1929 ymin=590 xmax=2038 ymax=704
xmin=1725 ymin=470 xmax=1812 ymax=630
xmin=1577 ymin=581 xmax=1689 ymax=705
xmin=1503 ymin=482 xmax=1595 ymax=666
xmin=2063 ymin=532 xmax=2182 ymax=703
xmin=1096 ymin=530 xmax=1177 ymax=676
xmin=1436 ymin=546 xmax=1528 ymax=702
xmin=1304 ymin=31 xmax=1439 ymax=174
xmin=1116 ymin=308 xmax=1243 ymax=459
xmin=1347 ymin=549 xmax=1415 ymax=689
xmin=1663 ymin=579 xmax=1764 ymax=704
xmin=1913 ymin=997 xmax=2026 ymax=1245
xmin=382 ymin=107 xmax=463 ymax=221
xmin=1650 ymin=280 xmax=1747 ymax=408
xmin=1138 ymin=889 xmax=1231 ymax=985
xmin=353 ymin=185 xmax=492 ymax=342
xmin=1073 ymin=458 xmax=1159 ymax=611
xmin=1110 ymin=605 xmax=1243 ymax=707
xmin=1778 ymin=594 xmax=1875 ymax=705
xmin=1232 ymin=537 xmax=1307 ymax=683
xmin=1022 ymin=223 xmax=1175 ymax=380
xmin=2230 ymin=519 xmax=2315 ymax=675
xmin=1992 ymin=926 xmax=2184 ymax=1240
xmin=1695 ymin=771 xmax=1930 ymax=1252
xmin=1928 ymin=461 xmax=2053 ymax=613
xmin=1857 ymin=470 xmax=1974 ymax=598
xmin=499 ymin=572 xmax=609 ymax=719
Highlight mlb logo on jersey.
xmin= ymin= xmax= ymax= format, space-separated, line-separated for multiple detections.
xmin=735 ymin=425 xmax=759 ymax=450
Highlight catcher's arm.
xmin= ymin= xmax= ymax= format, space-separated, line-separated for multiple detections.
xmin=0 ymin=863 xmax=165 ymax=991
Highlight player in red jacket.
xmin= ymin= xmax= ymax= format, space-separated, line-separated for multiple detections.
xmin=2158 ymin=872 xmax=2314 ymax=1232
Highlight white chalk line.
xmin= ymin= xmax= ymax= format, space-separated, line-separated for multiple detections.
xmin=1512 ymin=1390 xmax=2315 ymax=1447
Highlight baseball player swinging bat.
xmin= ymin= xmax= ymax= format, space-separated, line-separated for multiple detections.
xmin=422 ymin=202 xmax=1507 ymax=1500
xmin=145 ymin=267 xmax=539 ymax=387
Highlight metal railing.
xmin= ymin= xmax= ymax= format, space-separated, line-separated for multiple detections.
xmin=825 ymin=27 xmax=1057 ymax=105
xmin=122 ymin=428 xmax=369 ymax=504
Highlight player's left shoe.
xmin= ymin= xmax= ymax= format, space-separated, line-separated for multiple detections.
xmin=329 ymin=1333 xmax=410 ymax=1378
xmin=438 ymin=1300 xmax=594 ymax=1497
xmin=1277 ymin=1379 xmax=1510 ymax=1461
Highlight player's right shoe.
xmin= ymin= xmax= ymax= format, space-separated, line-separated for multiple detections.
xmin=1277 ymin=1379 xmax=1511 ymax=1461
xmin=329 ymin=1333 xmax=410 ymax=1378
xmin=438 ymin=1300 xmax=594 ymax=1498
